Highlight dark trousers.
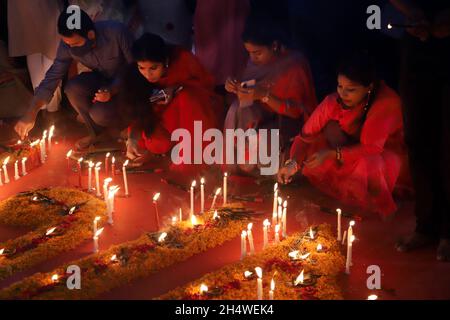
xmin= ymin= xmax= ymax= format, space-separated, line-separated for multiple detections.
xmin=400 ymin=35 xmax=450 ymax=238
xmin=64 ymin=72 xmax=120 ymax=138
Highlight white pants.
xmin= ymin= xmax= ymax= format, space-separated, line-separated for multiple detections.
xmin=27 ymin=53 xmax=61 ymax=112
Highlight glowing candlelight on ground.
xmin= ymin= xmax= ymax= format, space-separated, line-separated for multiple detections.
xmin=346 ymin=235 xmax=356 ymax=274
xmin=199 ymin=284 xmax=208 ymax=295
xmin=95 ymin=162 xmax=101 ymax=196
xmin=190 ymin=180 xmax=196 ymax=219
xmin=153 ymin=192 xmax=161 ymax=230
xmin=387 ymin=23 xmax=393 ymax=29
xmin=200 ymin=178 xmax=205 ymax=214
xmin=107 ymin=186 xmax=119 ymax=224
xmin=111 ymin=156 xmax=116 ymax=177
xmin=51 ymin=274 xmax=59 ymax=283
xmin=255 ymin=267 xmax=263 ymax=300
xmin=122 ymin=160 xmax=129 ymax=196
xmin=21 ymin=157 xmax=27 ymax=176
xmin=103 ymin=178 xmax=112 ymax=201
xmin=46 ymin=227 xmax=56 ymax=236
xmin=263 ymin=219 xmax=270 ymax=249
xmin=368 ymin=294 xmax=378 ymax=300
xmin=210 ymin=188 xmax=221 ymax=210
xmin=110 ymin=255 xmax=118 ymax=262
xmin=282 ymin=200 xmax=287 ymax=237
xmin=317 ymin=244 xmax=323 ymax=252
xmin=158 ymin=232 xmax=168 ymax=243
xmin=213 ymin=210 xmax=219 ymax=220
xmin=191 ymin=214 xmax=198 ymax=226
xmin=77 ymin=158 xmax=84 ymax=188
xmin=66 ymin=150 xmax=73 ymax=171
xmin=172 ymin=216 xmax=177 ymax=225
xmin=48 ymin=125 xmax=55 ymax=150
xmin=241 ymin=230 xmax=247 ymax=260
xmin=277 ymin=197 xmax=282 ymax=224
xmin=272 ymin=183 xmax=278 ymax=226
xmin=223 ymin=172 xmax=227 ymax=205
xmin=87 ymin=162 xmax=94 ymax=192
xmin=244 ymin=271 xmax=253 ymax=279
xmin=294 ymin=270 xmax=304 ymax=286
xmin=105 ymin=153 xmax=110 ymax=175
xmin=348 ymin=221 xmax=355 ymax=266
xmin=2 ymin=157 xmax=10 ymax=184
xmin=93 ymin=227 xmax=104 ymax=253
xmin=17 ymin=140 xmax=22 ymax=145
xmin=247 ymin=223 xmax=255 ymax=254
xmin=14 ymin=160 xmax=20 ymax=180
xmin=93 ymin=216 xmax=101 ymax=234
xmin=337 ymin=208 xmax=342 ymax=241
xmin=40 ymin=131 xmax=47 ymax=162
xmin=274 ymin=224 xmax=280 ymax=243
xmin=288 ymin=251 xmax=299 ymax=260
xmin=68 ymin=207 xmax=76 ymax=215
xmin=0 ymin=248 xmax=4 ymax=256
xmin=269 ymin=278 xmax=275 ymax=300
xmin=309 ymin=227 xmax=315 ymax=240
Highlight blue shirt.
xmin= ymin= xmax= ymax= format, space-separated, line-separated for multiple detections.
xmin=35 ymin=21 xmax=134 ymax=103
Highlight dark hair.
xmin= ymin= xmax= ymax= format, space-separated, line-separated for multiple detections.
xmin=57 ymin=7 xmax=95 ymax=38
xmin=337 ymin=52 xmax=378 ymax=87
xmin=132 ymin=33 xmax=170 ymax=63
xmin=242 ymin=14 xmax=289 ymax=48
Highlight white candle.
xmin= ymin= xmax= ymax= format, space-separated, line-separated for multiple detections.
xmin=210 ymin=188 xmax=221 ymax=210
xmin=111 ymin=157 xmax=116 ymax=177
xmin=190 ymin=180 xmax=196 ymax=218
xmin=103 ymin=178 xmax=112 ymax=201
xmin=255 ymin=267 xmax=263 ymax=300
xmin=77 ymin=158 xmax=84 ymax=188
xmin=93 ymin=228 xmax=104 ymax=253
xmin=2 ymin=157 xmax=10 ymax=184
xmin=105 ymin=153 xmax=110 ymax=175
xmin=122 ymin=160 xmax=129 ymax=196
xmin=277 ymin=197 xmax=282 ymax=225
xmin=241 ymin=230 xmax=247 ymax=260
xmin=272 ymin=183 xmax=278 ymax=225
xmin=48 ymin=125 xmax=55 ymax=151
xmin=348 ymin=221 xmax=355 ymax=266
xmin=41 ymin=131 xmax=47 ymax=162
xmin=200 ymin=178 xmax=205 ymax=214
xmin=269 ymin=278 xmax=275 ymax=300
xmin=94 ymin=162 xmax=101 ymax=196
xmin=21 ymin=157 xmax=27 ymax=176
xmin=223 ymin=172 xmax=227 ymax=205
xmin=263 ymin=219 xmax=270 ymax=249
xmin=66 ymin=149 xmax=73 ymax=171
xmin=109 ymin=186 xmax=119 ymax=214
xmin=93 ymin=216 xmax=101 ymax=234
xmin=14 ymin=160 xmax=20 ymax=180
xmin=153 ymin=192 xmax=161 ymax=230
xmin=346 ymin=235 xmax=355 ymax=274
xmin=274 ymin=224 xmax=280 ymax=243
xmin=337 ymin=209 xmax=342 ymax=241
xmin=87 ymin=162 xmax=94 ymax=192
xmin=342 ymin=230 xmax=347 ymax=245
xmin=282 ymin=200 xmax=287 ymax=238
xmin=247 ymin=223 xmax=255 ymax=254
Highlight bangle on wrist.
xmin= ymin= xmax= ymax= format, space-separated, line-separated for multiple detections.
xmin=284 ymin=159 xmax=298 ymax=172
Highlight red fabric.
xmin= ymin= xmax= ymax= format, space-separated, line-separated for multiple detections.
xmin=138 ymin=48 xmax=222 ymax=174
xmin=290 ymin=83 xmax=410 ymax=217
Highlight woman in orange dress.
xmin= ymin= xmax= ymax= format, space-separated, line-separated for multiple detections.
xmin=278 ymin=53 xmax=409 ymax=217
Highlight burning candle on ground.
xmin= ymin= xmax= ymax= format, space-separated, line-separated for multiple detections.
xmin=93 ymin=216 xmax=101 ymax=234
xmin=51 ymin=274 xmax=59 ymax=283
xmin=111 ymin=156 xmax=116 ymax=177
xmin=348 ymin=221 xmax=355 ymax=266
xmin=108 ymin=186 xmax=120 ymax=214
xmin=158 ymin=232 xmax=167 ymax=243
xmin=263 ymin=219 xmax=270 ymax=249
xmin=77 ymin=158 xmax=84 ymax=188
xmin=337 ymin=208 xmax=342 ymax=241
xmin=172 ymin=216 xmax=177 ymax=226
xmin=223 ymin=172 xmax=228 ymax=205
xmin=241 ymin=230 xmax=247 ymax=260
xmin=274 ymin=224 xmax=280 ymax=243
xmin=103 ymin=178 xmax=112 ymax=201
xmin=2 ymin=157 xmax=10 ymax=184
xmin=367 ymin=294 xmax=378 ymax=300
xmin=105 ymin=153 xmax=111 ymax=175
xmin=122 ymin=160 xmax=129 ymax=196
xmin=294 ymin=270 xmax=305 ymax=286
xmin=282 ymin=200 xmax=287 ymax=237
xmin=48 ymin=125 xmax=55 ymax=151
xmin=190 ymin=180 xmax=196 ymax=219
xmin=213 ymin=210 xmax=219 ymax=220
xmin=269 ymin=278 xmax=275 ymax=300
xmin=153 ymin=192 xmax=161 ymax=230
xmin=94 ymin=162 xmax=101 ymax=196
xmin=247 ymin=223 xmax=255 ymax=254
xmin=277 ymin=197 xmax=282 ymax=225
xmin=66 ymin=150 xmax=73 ymax=171
xmin=200 ymin=178 xmax=205 ymax=214
xmin=199 ymin=284 xmax=208 ymax=295
xmin=14 ymin=160 xmax=20 ymax=180
xmin=93 ymin=228 xmax=104 ymax=253
xmin=191 ymin=214 xmax=198 ymax=226
xmin=255 ymin=267 xmax=263 ymax=300
xmin=87 ymin=162 xmax=94 ymax=192
xmin=41 ymin=130 xmax=47 ymax=162
xmin=309 ymin=227 xmax=315 ymax=240
xmin=272 ymin=183 xmax=278 ymax=225
xmin=346 ymin=235 xmax=356 ymax=274
xmin=317 ymin=243 xmax=323 ymax=252
xmin=21 ymin=157 xmax=27 ymax=176
xmin=210 ymin=188 xmax=221 ymax=210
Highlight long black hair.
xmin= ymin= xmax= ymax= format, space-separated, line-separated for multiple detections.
xmin=242 ymin=14 xmax=290 ymax=49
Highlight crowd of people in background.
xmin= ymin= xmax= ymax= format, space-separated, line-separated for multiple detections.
xmin=0 ymin=0 xmax=449 ymax=261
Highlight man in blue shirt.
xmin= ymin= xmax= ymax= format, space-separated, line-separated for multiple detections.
xmin=15 ymin=8 xmax=134 ymax=150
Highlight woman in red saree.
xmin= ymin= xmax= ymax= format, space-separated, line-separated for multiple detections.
xmin=120 ymin=33 xmax=221 ymax=174
xmin=278 ymin=53 xmax=409 ymax=217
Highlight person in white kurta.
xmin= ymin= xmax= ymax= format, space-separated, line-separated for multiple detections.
xmin=7 ymin=0 xmax=63 ymax=112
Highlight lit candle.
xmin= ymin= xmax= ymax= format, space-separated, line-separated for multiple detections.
xmin=2 ymin=157 xmax=10 ymax=184
xmin=172 ymin=216 xmax=177 ymax=226
xmin=241 ymin=230 xmax=247 ymax=260
xmin=200 ymin=178 xmax=205 ymax=214
xmin=348 ymin=221 xmax=355 ymax=266
xmin=263 ymin=219 xmax=270 ymax=249
xmin=282 ymin=200 xmax=287 ymax=238
xmin=111 ymin=156 xmax=116 ymax=177
xmin=317 ymin=243 xmax=323 ymax=252
xmin=277 ymin=197 xmax=282 ymax=225
xmin=77 ymin=158 xmax=84 ymax=188
xmin=88 ymin=162 xmax=94 ymax=192
xmin=103 ymin=178 xmax=112 ymax=201
xmin=14 ymin=160 xmax=20 ymax=180
xmin=272 ymin=183 xmax=278 ymax=226
xmin=190 ymin=180 xmax=196 ymax=219
xmin=309 ymin=227 xmax=315 ymax=240
xmin=95 ymin=162 xmax=101 ymax=196
xmin=337 ymin=209 xmax=342 ymax=241
xmin=41 ymin=130 xmax=47 ymax=162
xmin=294 ymin=270 xmax=305 ymax=286
xmin=122 ymin=160 xmax=129 ymax=196
xmin=191 ymin=214 xmax=198 ymax=226
xmin=51 ymin=274 xmax=59 ymax=283
xmin=21 ymin=157 xmax=27 ymax=176
xmin=48 ymin=125 xmax=55 ymax=151
xmin=66 ymin=150 xmax=73 ymax=171
xmin=274 ymin=224 xmax=280 ymax=243
xmin=153 ymin=192 xmax=161 ymax=230
xmin=213 ymin=210 xmax=219 ymax=220
xmin=269 ymin=278 xmax=275 ymax=300
xmin=367 ymin=294 xmax=378 ymax=300
xmin=93 ymin=216 xmax=101 ymax=234
xmin=105 ymin=153 xmax=110 ymax=175
xmin=199 ymin=284 xmax=208 ymax=295
xmin=255 ymin=267 xmax=263 ymax=300
xmin=210 ymin=188 xmax=221 ymax=210
xmin=346 ymin=235 xmax=355 ymax=274
xmin=108 ymin=186 xmax=119 ymax=215
xmin=93 ymin=227 xmax=104 ymax=253
xmin=158 ymin=232 xmax=167 ymax=243
xmin=247 ymin=223 xmax=255 ymax=254
xmin=342 ymin=230 xmax=347 ymax=245
xmin=223 ymin=172 xmax=227 ymax=205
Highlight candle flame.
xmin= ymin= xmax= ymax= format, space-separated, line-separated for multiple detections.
xmin=51 ymin=274 xmax=59 ymax=282
xmin=0 ymin=248 xmax=4 ymax=255
xmin=22 ymin=157 xmax=27 ymax=162
xmin=387 ymin=23 xmax=393 ymax=29
xmin=191 ymin=214 xmax=198 ymax=226
xmin=104 ymin=178 xmax=113 ymax=186
xmin=158 ymin=232 xmax=168 ymax=243
xmin=350 ymin=220 xmax=355 ymax=227
xmin=111 ymin=254 xmax=117 ymax=261
xmin=242 ymin=230 xmax=247 ymax=238
xmin=46 ymin=227 xmax=56 ymax=236
xmin=271 ymin=278 xmax=275 ymax=291
xmin=317 ymin=244 xmax=323 ymax=251
xmin=274 ymin=183 xmax=278 ymax=192
xmin=95 ymin=216 xmax=101 ymax=222
xmin=49 ymin=125 xmax=55 ymax=135
xmin=283 ymin=200 xmax=287 ymax=208
xmin=153 ymin=192 xmax=161 ymax=202
xmin=191 ymin=180 xmax=196 ymax=187
xmin=213 ymin=210 xmax=219 ymax=220
xmin=17 ymin=140 xmax=22 ymax=145
xmin=68 ymin=207 xmax=76 ymax=215
xmin=278 ymin=197 xmax=282 ymax=205
xmin=309 ymin=227 xmax=314 ymax=239
xmin=3 ymin=156 xmax=10 ymax=166
xmin=199 ymin=284 xmax=208 ymax=294
xmin=172 ymin=216 xmax=177 ymax=223
xmin=95 ymin=162 xmax=102 ymax=168
xmin=78 ymin=157 xmax=84 ymax=163
xmin=106 ymin=152 xmax=111 ymax=158
xmin=109 ymin=186 xmax=120 ymax=196
xmin=244 ymin=271 xmax=253 ymax=278
xmin=66 ymin=150 xmax=73 ymax=158
xmin=123 ymin=160 xmax=129 ymax=167
xmin=89 ymin=161 xmax=94 ymax=168
xmin=294 ymin=270 xmax=304 ymax=286
xmin=275 ymin=224 xmax=280 ymax=233
xmin=42 ymin=130 xmax=48 ymax=139
xmin=368 ymin=294 xmax=378 ymax=300
xmin=200 ymin=177 xmax=205 ymax=184
xmin=112 ymin=157 xmax=116 ymax=164
xmin=263 ymin=219 xmax=270 ymax=227
xmin=247 ymin=223 xmax=253 ymax=231
xmin=94 ymin=227 xmax=104 ymax=238
xmin=224 ymin=172 xmax=228 ymax=177
xmin=31 ymin=139 xmax=40 ymax=147
xmin=336 ymin=208 xmax=342 ymax=215
xmin=32 ymin=196 xmax=38 ymax=201
xmin=288 ymin=251 xmax=299 ymax=259
xmin=255 ymin=267 xmax=262 ymax=279
xmin=215 ymin=188 xmax=221 ymax=196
